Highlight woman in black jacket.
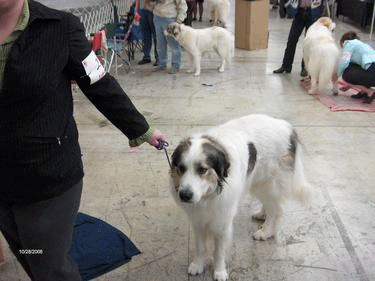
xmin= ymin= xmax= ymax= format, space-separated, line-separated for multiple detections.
xmin=0 ymin=0 xmax=167 ymax=280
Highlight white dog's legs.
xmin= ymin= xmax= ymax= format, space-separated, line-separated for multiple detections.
xmin=192 ymin=53 xmax=202 ymax=76
xmin=252 ymin=206 xmax=266 ymax=220
xmin=188 ymin=227 xmax=206 ymax=275
xmin=186 ymin=53 xmax=194 ymax=74
xmin=253 ymin=202 xmax=282 ymax=241
xmin=213 ymin=226 xmax=232 ymax=281
xmin=217 ymin=47 xmax=227 ymax=73
xmin=308 ymin=77 xmax=318 ymax=95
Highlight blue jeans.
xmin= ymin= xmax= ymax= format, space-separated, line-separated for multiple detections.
xmin=140 ymin=9 xmax=158 ymax=61
xmin=153 ymin=15 xmax=181 ymax=69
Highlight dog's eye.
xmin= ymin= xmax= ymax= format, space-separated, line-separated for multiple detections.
xmin=197 ymin=167 xmax=208 ymax=175
xmin=177 ymin=164 xmax=186 ymax=174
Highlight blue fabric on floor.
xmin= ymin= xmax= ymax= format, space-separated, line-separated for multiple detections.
xmin=69 ymin=212 xmax=141 ymax=281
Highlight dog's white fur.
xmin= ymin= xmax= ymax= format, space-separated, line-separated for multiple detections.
xmin=208 ymin=0 xmax=230 ymax=27
xmin=170 ymin=114 xmax=311 ymax=281
xmin=164 ymin=23 xmax=234 ymax=76
xmin=303 ymin=17 xmax=340 ymax=95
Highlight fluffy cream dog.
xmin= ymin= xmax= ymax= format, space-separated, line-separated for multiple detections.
xmin=303 ymin=17 xmax=340 ymax=95
xmin=165 ymin=23 xmax=234 ymax=76
xmin=208 ymin=0 xmax=230 ymax=27
xmin=170 ymin=114 xmax=311 ymax=281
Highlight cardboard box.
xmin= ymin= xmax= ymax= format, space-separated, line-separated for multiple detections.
xmin=235 ymin=0 xmax=269 ymax=50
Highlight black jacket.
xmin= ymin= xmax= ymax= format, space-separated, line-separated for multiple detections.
xmin=0 ymin=0 xmax=150 ymax=204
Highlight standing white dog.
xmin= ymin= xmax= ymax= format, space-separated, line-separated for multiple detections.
xmin=165 ymin=23 xmax=234 ymax=76
xmin=208 ymin=0 xmax=230 ymax=27
xmin=303 ymin=17 xmax=340 ymax=95
xmin=170 ymin=114 xmax=311 ymax=281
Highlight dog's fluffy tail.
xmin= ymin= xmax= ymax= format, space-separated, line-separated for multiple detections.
xmin=292 ymin=143 xmax=312 ymax=205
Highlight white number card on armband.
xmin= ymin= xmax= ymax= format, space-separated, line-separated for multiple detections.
xmin=82 ymin=51 xmax=106 ymax=85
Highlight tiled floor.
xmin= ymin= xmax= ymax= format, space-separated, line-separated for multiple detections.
xmin=1 ymin=3 xmax=375 ymax=281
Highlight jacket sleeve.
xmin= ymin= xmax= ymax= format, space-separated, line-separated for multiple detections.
xmin=176 ymin=0 xmax=187 ymax=23
xmin=338 ymin=42 xmax=354 ymax=77
xmin=65 ymin=14 xmax=151 ymax=143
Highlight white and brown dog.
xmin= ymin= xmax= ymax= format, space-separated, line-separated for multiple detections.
xmin=170 ymin=114 xmax=312 ymax=281
xmin=164 ymin=23 xmax=234 ymax=76
xmin=303 ymin=17 xmax=340 ymax=95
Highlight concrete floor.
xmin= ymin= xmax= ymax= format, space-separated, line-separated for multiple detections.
xmin=1 ymin=3 xmax=375 ymax=281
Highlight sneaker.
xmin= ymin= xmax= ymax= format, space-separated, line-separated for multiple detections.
xmin=168 ymin=66 xmax=179 ymax=74
xmin=273 ymin=66 xmax=291 ymax=74
xmin=363 ymin=93 xmax=375 ymax=104
xmin=153 ymin=65 xmax=166 ymax=72
xmin=350 ymin=92 xmax=367 ymax=99
xmin=138 ymin=58 xmax=151 ymax=65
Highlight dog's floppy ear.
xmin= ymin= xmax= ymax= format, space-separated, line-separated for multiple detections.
xmin=171 ymin=138 xmax=191 ymax=170
xmin=166 ymin=23 xmax=173 ymax=34
xmin=173 ymin=23 xmax=181 ymax=36
xmin=201 ymin=136 xmax=230 ymax=193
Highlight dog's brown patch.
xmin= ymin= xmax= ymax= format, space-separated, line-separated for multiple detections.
xmin=318 ymin=17 xmax=332 ymax=28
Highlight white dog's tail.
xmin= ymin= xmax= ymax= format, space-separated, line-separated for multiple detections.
xmin=318 ymin=46 xmax=340 ymax=93
xmin=292 ymin=143 xmax=312 ymax=205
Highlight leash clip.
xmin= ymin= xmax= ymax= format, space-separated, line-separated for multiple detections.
xmin=156 ymin=140 xmax=172 ymax=169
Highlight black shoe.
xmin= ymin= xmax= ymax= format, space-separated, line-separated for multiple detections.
xmin=273 ymin=66 xmax=291 ymax=74
xmin=350 ymin=92 xmax=367 ymax=99
xmin=363 ymin=93 xmax=375 ymax=104
xmin=138 ymin=58 xmax=151 ymax=65
xmin=153 ymin=61 xmax=159 ymax=66
xmin=300 ymin=68 xmax=308 ymax=77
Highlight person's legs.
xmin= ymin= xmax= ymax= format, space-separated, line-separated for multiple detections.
xmin=274 ymin=12 xmax=306 ymax=73
xmin=0 ymin=181 xmax=83 ymax=281
xmin=139 ymin=10 xmax=152 ymax=63
xmin=184 ymin=1 xmax=194 ymax=26
xmin=193 ymin=0 xmax=197 ymax=20
xmin=343 ymin=63 xmax=375 ymax=88
xmin=167 ymin=33 xmax=182 ymax=72
xmin=198 ymin=1 xmax=204 ymax=21
xmin=342 ymin=63 xmax=375 ymax=103
xmin=0 ymin=204 xmax=34 ymax=278
xmin=149 ymin=13 xmax=158 ymax=64
xmin=153 ymin=15 xmax=168 ymax=68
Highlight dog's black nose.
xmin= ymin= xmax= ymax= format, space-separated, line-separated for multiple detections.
xmin=179 ymin=189 xmax=193 ymax=202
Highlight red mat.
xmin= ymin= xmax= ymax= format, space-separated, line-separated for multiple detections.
xmin=300 ymin=79 xmax=375 ymax=112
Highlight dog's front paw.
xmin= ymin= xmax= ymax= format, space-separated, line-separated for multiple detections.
xmin=253 ymin=228 xmax=274 ymax=241
xmin=188 ymin=261 xmax=205 ymax=275
xmin=194 ymin=71 xmax=200 ymax=76
xmin=218 ymin=66 xmax=225 ymax=73
xmin=307 ymin=89 xmax=315 ymax=95
xmin=214 ymin=269 xmax=228 ymax=281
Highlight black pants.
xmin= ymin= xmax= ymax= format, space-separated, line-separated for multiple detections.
xmin=184 ymin=1 xmax=195 ymax=26
xmin=282 ymin=8 xmax=315 ymax=71
xmin=342 ymin=62 xmax=375 ymax=88
xmin=0 ymin=181 xmax=83 ymax=281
